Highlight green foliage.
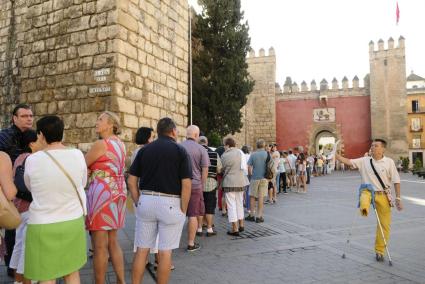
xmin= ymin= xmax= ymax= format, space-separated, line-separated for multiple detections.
xmin=401 ymin=157 xmax=409 ymax=172
xmin=207 ymin=132 xmax=222 ymax=147
xmin=191 ymin=0 xmax=254 ymax=137
xmin=413 ymin=158 xmax=423 ymax=171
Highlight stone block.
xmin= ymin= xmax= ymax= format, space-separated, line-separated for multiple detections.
xmin=57 ymin=100 xmax=72 ymax=113
xmin=127 ymin=58 xmax=140 ymax=74
xmin=123 ymin=114 xmax=138 ymax=128
xmin=32 ymin=40 xmax=45 ymax=52
xmin=97 ymin=0 xmax=116 ymax=13
xmin=35 ymin=102 xmax=48 ymax=115
xmin=115 ymin=39 xmax=137 ymax=60
xmin=143 ymin=105 xmax=160 ymax=119
xmin=113 ymin=97 xmax=135 ymax=114
xmin=76 ymin=112 xmax=98 ymax=128
xmin=78 ymin=42 xmax=99 ymax=57
xmin=117 ymin=10 xmax=138 ymax=33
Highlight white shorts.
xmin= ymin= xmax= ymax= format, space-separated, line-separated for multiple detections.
xmin=9 ymin=211 xmax=29 ymax=274
xmin=134 ymin=195 xmax=186 ymax=251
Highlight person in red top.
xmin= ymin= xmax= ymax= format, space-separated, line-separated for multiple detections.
xmin=85 ymin=111 xmax=127 ymax=284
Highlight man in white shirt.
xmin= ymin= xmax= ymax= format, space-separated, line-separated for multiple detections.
xmin=336 ymin=139 xmax=403 ymax=262
xmin=288 ymin=150 xmax=297 ymax=188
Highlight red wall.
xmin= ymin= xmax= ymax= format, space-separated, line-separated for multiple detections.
xmin=276 ymin=96 xmax=371 ymax=158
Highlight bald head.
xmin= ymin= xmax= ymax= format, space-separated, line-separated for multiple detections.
xmin=186 ymin=125 xmax=200 ymax=140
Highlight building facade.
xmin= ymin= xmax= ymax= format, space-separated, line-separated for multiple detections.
xmin=406 ymin=72 xmax=425 ymax=167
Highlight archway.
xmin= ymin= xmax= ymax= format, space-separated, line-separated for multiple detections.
xmin=315 ymin=130 xmax=336 ymax=155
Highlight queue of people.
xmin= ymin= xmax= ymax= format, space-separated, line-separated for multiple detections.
xmin=0 ymin=104 xmax=326 ymax=284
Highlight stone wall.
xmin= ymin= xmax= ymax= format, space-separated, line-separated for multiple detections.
xmin=234 ymin=47 xmax=276 ymax=149
xmin=0 ymin=0 xmax=189 ymax=155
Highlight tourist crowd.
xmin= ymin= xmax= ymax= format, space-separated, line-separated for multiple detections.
xmin=0 ymin=104 xmax=338 ymax=284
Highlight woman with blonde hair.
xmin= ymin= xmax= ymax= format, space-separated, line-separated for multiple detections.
xmin=85 ymin=111 xmax=127 ymax=284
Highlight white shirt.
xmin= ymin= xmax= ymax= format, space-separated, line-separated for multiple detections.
xmin=350 ymin=156 xmax=400 ymax=191
xmin=288 ymin=154 xmax=297 ymax=169
xmin=272 ymin=150 xmax=280 ymax=171
xmin=24 ymin=149 xmax=87 ymax=224
xmin=277 ymin=158 xmax=286 ymax=173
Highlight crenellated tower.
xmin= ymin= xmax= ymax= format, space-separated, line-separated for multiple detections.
xmin=369 ymin=37 xmax=408 ymax=159
xmin=234 ymin=47 xmax=276 ymax=147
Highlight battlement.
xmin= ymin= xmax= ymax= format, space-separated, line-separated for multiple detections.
xmin=369 ymin=36 xmax=405 ymax=59
xmin=248 ymin=47 xmax=275 ymax=58
xmin=281 ymin=75 xmax=368 ymax=94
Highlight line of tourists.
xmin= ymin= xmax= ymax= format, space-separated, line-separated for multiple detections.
xmin=0 ymin=104 xmax=323 ymax=284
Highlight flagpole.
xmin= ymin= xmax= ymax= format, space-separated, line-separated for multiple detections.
xmin=189 ymin=6 xmax=193 ymax=126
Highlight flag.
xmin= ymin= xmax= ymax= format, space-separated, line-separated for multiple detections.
xmin=396 ymin=2 xmax=400 ymax=25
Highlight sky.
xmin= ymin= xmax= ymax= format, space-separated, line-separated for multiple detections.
xmin=188 ymin=0 xmax=425 ymax=87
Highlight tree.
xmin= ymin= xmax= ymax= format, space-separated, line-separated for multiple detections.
xmin=191 ymin=0 xmax=254 ymax=140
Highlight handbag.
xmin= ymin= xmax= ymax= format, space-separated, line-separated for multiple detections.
xmin=14 ymin=157 xmax=32 ymax=202
xmin=44 ymin=151 xmax=86 ymax=215
xmin=0 ymin=186 xmax=21 ymax=229
xmin=369 ymin=158 xmax=394 ymax=207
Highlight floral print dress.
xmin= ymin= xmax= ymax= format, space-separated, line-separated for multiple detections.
xmin=86 ymin=137 xmax=127 ymax=231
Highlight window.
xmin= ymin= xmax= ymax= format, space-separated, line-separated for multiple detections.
xmin=412 ymin=100 xmax=419 ymax=112
xmin=411 ymin=118 xmax=422 ymax=131
xmin=412 ymin=135 xmax=421 ymax=149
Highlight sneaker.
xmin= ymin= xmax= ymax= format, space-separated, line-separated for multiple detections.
xmin=187 ymin=243 xmax=201 ymax=252
xmin=245 ymin=215 xmax=255 ymax=222
xmin=376 ymin=253 xmax=384 ymax=262
xmin=196 ymin=231 xmax=203 ymax=237
xmin=206 ymin=231 xmax=217 ymax=237
xmin=283 ymin=192 xmax=288 ymax=195
xmin=239 ymin=227 xmax=245 ymax=232
xmin=264 ymin=200 xmax=271 ymax=204
xmin=255 ymin=217 xmax=264 ymax=223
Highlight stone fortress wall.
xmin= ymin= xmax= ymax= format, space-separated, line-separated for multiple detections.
xmin=233 ymin=47 xmax=276 ymax=148
xmin=0 ymin=0 xmax=189 ymax=155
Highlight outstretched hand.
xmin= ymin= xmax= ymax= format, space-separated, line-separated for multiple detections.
xmin=396 ymin=199 xmax=403 ymax=211
xmin=327 ymin=140 xmax=340 ymax=159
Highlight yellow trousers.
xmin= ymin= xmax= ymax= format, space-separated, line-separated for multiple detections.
xmin=359 ymin=190 xmax=391 ymax=254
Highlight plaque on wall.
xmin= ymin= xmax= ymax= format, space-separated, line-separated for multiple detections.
xmin=313 ymin=108 xmax=335 ymax=122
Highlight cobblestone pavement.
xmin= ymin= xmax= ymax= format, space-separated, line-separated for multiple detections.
xmin=2 ymin=172 xmax=425 ymax=283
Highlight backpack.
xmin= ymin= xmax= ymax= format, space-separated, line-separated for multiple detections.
xmin=14 ymin=157 xmax=32 ymax=202
xmin=264 ymin=153 xmax=276 ymax=180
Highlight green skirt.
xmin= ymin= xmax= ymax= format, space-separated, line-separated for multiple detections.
xmin=24 ymin=216 xmax=87 ymax=281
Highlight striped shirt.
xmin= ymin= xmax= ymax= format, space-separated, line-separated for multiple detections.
xmin=201 ymin=145 xmax=222 ymax=192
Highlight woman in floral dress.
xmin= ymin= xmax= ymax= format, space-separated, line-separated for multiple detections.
xmin=85 ymin=111 xmax=126 ymax=284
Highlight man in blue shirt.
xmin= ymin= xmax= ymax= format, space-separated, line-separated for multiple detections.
xmin=245 ymin=139 xmax=268 ymax=223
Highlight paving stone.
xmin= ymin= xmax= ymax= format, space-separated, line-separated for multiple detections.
xmin=1 ymin=172 xmax=424 ymax=283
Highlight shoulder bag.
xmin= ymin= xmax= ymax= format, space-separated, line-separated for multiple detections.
xmin=0 ymin=186 xmax=21 ymax=229
xmin=264 ymin=153 xmax=274 ymax=180
xmin=369 ymin=158 xmax=394 ymax=207
xmin=44 ymin=151 xmax=86 ymax=215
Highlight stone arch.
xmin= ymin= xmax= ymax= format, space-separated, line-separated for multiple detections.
xmin=308 ymin=124 xmax=343 ymax=155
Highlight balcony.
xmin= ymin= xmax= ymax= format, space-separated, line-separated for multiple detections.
xmin=410 ymin=126 xmax=423 ymax=132
xmin=409 ymin=142 xmax=425 ymax=149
